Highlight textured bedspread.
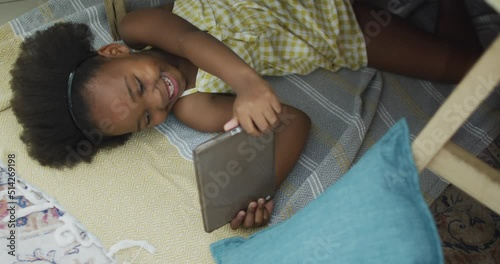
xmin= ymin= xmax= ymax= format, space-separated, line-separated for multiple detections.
xmin=160 ymin=67 xmax=500 ymax=225
xmin=0 ymin=0 xmax=499 ymax=263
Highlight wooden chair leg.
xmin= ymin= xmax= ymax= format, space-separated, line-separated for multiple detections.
xmin=104 ymin=0 xmax=127 ymax=41
xmin=412 ymin=36 xmax=500 ymax=172
xmin=428 ymin=142 xmax=500 ymax=215
xmin=412 ymin=35 xmax=500 ymax=215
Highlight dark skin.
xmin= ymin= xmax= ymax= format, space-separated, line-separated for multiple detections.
xmin=87 ymin=44 xmax=311 ymax=230
xmin=86 ymin=1 xmax=479 ymax=230
xmin=85 ymin=2 xmax=313 ymax=230
xmin=118 ymin=4 xmax=283 ymax=137
xmin=352 ymin=0 xmax=481 ymax=83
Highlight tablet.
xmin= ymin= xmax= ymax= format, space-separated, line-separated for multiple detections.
xmin=193 ymin=126 xmax=275 ymax=233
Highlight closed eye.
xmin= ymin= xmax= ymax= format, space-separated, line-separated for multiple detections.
xmin=134 ymin=76 xmax=150 ymax=128
xmin=135 ymin=76 xmax=145 ymax=95
xmin=145 ymin=112 xmax=151 ymax=127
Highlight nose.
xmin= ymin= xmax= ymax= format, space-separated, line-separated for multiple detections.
xmin=138 ymin=86 xmax=168 ymax=125
xmin=142 ymin=85 xmax=166 ymax=110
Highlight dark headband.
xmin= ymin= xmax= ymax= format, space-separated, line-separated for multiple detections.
xmin=67 ymin=53 xmax=98 ymax=134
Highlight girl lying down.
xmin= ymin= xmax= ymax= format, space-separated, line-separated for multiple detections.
xmin=10 ymin=0 xmax=480 ymax=229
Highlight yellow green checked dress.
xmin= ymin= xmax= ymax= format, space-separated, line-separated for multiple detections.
xmin=173 ymin=0 xmax=367 ymax=96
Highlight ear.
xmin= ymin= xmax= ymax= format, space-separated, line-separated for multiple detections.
xmin=97 ymin=43 xmax=131 ymax=57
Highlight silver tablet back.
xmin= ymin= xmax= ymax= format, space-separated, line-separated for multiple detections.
xmin=193 ymin=127 xmax=275 ymax=233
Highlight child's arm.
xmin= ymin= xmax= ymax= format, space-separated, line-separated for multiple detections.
xmin=173 ymin=93 xmax=311 ymax=229
xmin=232 ymin=103 xmax=311 ymax=229
xmin=119 ymin=5 xmax=282 ymax=136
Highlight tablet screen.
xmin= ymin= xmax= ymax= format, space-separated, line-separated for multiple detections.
xmin=193 ymin=127 xmax=275 ymax=232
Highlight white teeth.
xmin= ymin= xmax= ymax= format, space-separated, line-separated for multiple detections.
xmin=161 ymin=75 xmax=175 ymax=98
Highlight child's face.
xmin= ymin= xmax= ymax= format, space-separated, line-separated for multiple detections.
xmin=86 ymin=48 xmax=187 ymax=136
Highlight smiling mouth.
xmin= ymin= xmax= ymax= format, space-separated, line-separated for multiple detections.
xmin=160 ymin=73 xmax=176 ymax=100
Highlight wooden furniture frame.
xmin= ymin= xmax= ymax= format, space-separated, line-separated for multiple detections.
xmin=104 ymin=0 xmax=500 ymax=215
xmin=104 ymin=0 xmax=127 ymax=41
xmin=413 ymin=35 xmax=500 ymax=215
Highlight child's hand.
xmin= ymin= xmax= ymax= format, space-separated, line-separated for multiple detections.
xmin=224 ymin=79 xmax=282 ymax=136
xmin=230 ymin=198 xmax=274 ymax=230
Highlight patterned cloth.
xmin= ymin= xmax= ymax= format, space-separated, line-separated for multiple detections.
xmin=172 ymin=0 xmax=367 ymax=96
xmin=433 ymin=136 xmax=500 ymax=264
xmin=0 ymin=165 xmax=114 ymax=263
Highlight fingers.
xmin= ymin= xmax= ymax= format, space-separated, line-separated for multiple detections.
xmin=263 ymin=105 xmax=281 ymax=129
xmin=236 ymin=105 xmax=281 ymax=136
xmin=243 ymin=201 xmax=257 ymax=228
xmin=264 ymin=200 xmax=274 ymax=224
xmin=230 ymin=210 xmax=246 ymax=230
xmin=271 ymin=98 xmax=282 ymax=116
xmin=238 ymin=115 xmax=259 ymax=137
xmin=252 ymin=112 xmax=272 ymax=134
xmin=223 ymin=116 xmax=240 ymax=132
xmin=264 ymin=199 xmax=274 ymax=213
xmin=232 ymin=85 xmax=282 ymax=136
xmin=254 ymin=198 xmax=266 ymax=226
xmin=230 ymin=199 xmax=273 ymax=230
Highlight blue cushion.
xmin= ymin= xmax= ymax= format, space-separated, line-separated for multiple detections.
xmin=210 ymin=119 xmax=443 ymax=264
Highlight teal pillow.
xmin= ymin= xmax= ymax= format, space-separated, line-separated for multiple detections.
xmin=210 ymin=119 xmax=443 ymax=264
